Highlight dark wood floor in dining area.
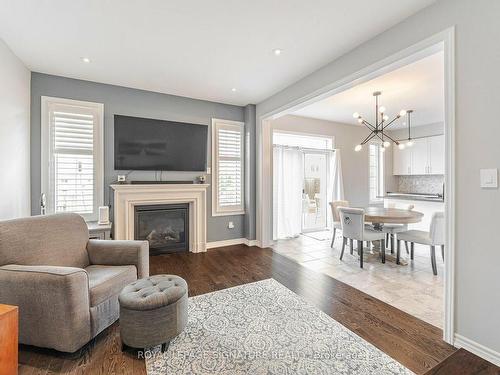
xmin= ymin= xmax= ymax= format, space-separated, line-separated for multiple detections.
xmin=18 ymin=245 xmax=499 ymax=375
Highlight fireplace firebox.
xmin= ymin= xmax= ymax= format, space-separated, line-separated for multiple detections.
xmin=134 ymin=203 xmax=189 ymax=254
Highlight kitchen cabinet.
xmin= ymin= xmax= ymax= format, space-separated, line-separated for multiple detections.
xmin=428 ymin=135 xmax=445 ymax=174
xmin=393 ymin=144 xmax=412 ymax=175
xmin=411 ymin=138 xmax=428 ymax=175
xmin=393 ymin=135 xmax=444 ymax=175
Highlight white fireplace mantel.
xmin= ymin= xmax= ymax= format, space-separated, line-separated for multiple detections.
xmin=111 ymin=184 xmax=209 ymax=253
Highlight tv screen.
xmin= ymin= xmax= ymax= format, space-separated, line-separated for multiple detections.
xmin=114 ymin=115 xmax=208 ymax=171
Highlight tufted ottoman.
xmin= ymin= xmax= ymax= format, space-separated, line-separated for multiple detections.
xmin=118 ymin=274 xmax=188 ymax=351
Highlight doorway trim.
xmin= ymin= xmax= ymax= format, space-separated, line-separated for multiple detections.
xmin=256 ymin=27 xmax=455 ymax=343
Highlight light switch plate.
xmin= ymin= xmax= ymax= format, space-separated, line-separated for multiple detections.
xmin=480 ymin=169 xmax=498 ymax=188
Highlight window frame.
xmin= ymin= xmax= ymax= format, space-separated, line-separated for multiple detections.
xmin=211 ymin=118 xmax=245 ymax=217
xmin=368 ymin=142 xmax=385 ymax=204
xmin=41 ymin=96 xmax=104 ymax=221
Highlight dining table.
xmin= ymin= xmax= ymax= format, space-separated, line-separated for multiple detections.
xmin=364 ymin=206 xmax=424 ymax=230
xmin=362 ymin=206 xmax=424 ymax=264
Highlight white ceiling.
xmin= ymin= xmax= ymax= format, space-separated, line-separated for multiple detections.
xmin=0 ymin=0 xmax=436 ymax=106
xmin=293 ymin=51 xmax=444 ymax=128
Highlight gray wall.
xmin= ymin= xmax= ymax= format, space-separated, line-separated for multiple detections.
xmin=257 ymin=0 xmax=500 ymax=353
xmin=271 ymin=115 xmax=396 ymax=208
xmin=30 ymin=73 xmax=247 ymax=242
xmin=0 ymin=39 xmax=30 ymax=219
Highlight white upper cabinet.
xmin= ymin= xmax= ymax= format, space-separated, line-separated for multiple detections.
xmin=393 ymin=143 xmax=412 ymax=175
xmin=411 ymin=138 xmax=428 ymax=175
xmin=393 ymin=135 xmax=444 ymax=175
xmin=428 ymin=135 xmax=445 ymax=174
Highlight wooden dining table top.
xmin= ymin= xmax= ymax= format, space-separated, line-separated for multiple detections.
xmin=364 ymin=206 xmax=424 ymax=224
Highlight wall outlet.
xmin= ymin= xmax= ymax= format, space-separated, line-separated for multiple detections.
xmin=117 ymin=175 xmax=126 ymax=182
xmin=228 ymin=221 xmax=234 ymax=229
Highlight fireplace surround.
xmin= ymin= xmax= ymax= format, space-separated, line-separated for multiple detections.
xmin=111 ymin=183 xmax=209 ymax=253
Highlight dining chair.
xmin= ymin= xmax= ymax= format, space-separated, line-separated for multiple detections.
xmin=382 ymin=203 xmax=414 ymax=254
xmin=338 ymin=207 xmax=386 ymax=268
xmin=330 ymin=200 xmax=349 ymax=247
xmin=396 ymin=212 xmax=445 ymax=275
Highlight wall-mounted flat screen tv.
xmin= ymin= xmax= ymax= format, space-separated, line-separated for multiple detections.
xmin=114 ymin=115 xmax=208 ymax=171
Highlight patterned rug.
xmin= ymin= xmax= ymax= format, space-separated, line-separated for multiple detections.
xmin=145 ymin=279 xmax=413 ymax=374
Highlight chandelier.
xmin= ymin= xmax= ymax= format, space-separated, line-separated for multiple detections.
xmin=353 ymin=91 xmax=412 ymax=152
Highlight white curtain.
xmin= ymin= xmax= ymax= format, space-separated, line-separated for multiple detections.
xmin=273 ymin=146 xmax=304 ymax=240
xmin=327 ymin=149 xmax=345 ymax=226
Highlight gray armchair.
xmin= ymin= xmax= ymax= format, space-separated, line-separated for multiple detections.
xmin=0 ymin=213 xmax=149 ymax=352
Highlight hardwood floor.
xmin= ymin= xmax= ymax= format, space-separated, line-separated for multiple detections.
xmin=424 ymin=349 xmax=500 ymax=375
xmin=18 ymin=245 xmax=499 ymax=374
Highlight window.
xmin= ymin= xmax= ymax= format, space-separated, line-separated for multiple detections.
xmin=41 ymin=97 xmax=104 ymax=221
xmin=369 ymin=144 xmax=384 ymax=203
xmin=212 ymin=118 xmax=244 ymax=216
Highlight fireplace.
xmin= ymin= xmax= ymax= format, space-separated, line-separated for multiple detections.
xmin=134 ymin=203 xmax=189 ymax=254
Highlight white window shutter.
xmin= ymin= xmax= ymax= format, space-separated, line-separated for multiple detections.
xmin=41 ymin=97 xmax=103 ymax=221
xmin=212 ymin=119 xmax=245 ymax=216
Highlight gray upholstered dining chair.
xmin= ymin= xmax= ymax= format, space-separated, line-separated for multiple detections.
xmin=329 ymin=200 xmax=349 ymax=247
xmin=0 ymin=213 xmax=149 ymax=352
xmin=396 ymin=212 xmax=445 ymax=275
xmin=382 ymin=202 xmax=414 ymax=254
xmin=338 ymin=207 xmax=386 ymax=268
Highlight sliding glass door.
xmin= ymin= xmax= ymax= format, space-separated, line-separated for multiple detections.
xmin=302 ymin=151 xmax=328 ymax=232
xmin=272 ymin=131 xmax=334 ymax=240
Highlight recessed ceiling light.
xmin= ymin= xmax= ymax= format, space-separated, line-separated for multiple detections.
xmin=231 ymin=88 xmax=237 ymax=92
xmin=273 ymin=48 xmax=283 ymax=56
xmin=81 ymin=57 xmax=91 ymax=63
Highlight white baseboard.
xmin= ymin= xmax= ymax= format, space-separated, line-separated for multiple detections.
xmin=454 ymin=334 xmax=500 ymax=367
xmin=244 ymin=239 xmax=261 ymax=247
xmin=206 ymin=238 xmax=261 ymax=249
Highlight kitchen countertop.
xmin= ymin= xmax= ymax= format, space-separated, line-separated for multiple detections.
xmin=379 ymin=192 xmax=444 ymax=203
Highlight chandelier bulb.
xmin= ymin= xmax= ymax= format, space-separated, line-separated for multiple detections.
xmin=398 ymin=143 xmax=406 ymax=150
xmin=353 ymin=112 xmax=360 ymax=118
xmin=399 ymin=110 xmax=407 ymax=117
xmin=383 ymin=141 xmax=391 ymax=147
xmin=357 ymin=118 xmax=363 ymax=124
xmin=379 ymin=106 xmax=386 ymax=114
xmin=407 ymin=140 xmax=414 ymax=147
xmin=354 ymin=144 xmax=362 ymax=152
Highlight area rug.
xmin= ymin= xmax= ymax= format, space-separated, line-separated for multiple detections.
xmin=145 ymin=279 xmax=413 ymax=375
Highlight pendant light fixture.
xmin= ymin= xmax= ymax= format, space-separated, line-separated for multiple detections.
xmin=405 ymin=110 xmax=414 ymax=147
xmin=353 ymin=91 xmax=407 ymax=152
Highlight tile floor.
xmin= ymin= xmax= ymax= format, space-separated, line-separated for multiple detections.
xmin=271 ymin=230 xmax=444 ymax=328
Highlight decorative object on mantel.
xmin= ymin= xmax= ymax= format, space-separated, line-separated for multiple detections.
xmin=353 ymin=91 xmax=411 ymax=152
xmin=197 ymin=175 xmax=206 ymax=184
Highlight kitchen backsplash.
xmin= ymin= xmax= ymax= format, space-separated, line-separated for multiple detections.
xmin=397 ymin=175 xmax=444 ymax=194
